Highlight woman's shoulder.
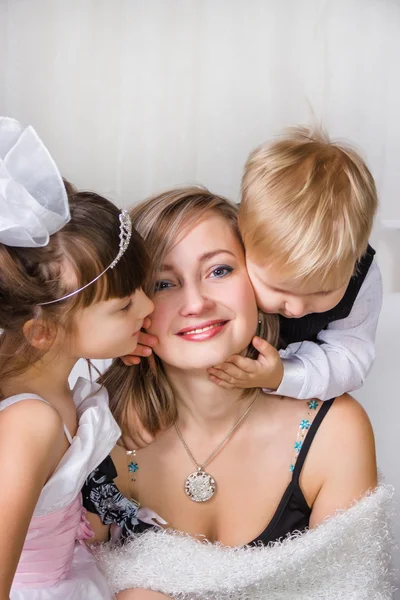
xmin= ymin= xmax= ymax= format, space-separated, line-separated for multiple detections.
xmin=325 ymin=394 xmax=374 ymax=443
xmin=311 ymin=394 xmax=376 ymax=490
xmin=306 ymin=394 xmax=377 ymax=526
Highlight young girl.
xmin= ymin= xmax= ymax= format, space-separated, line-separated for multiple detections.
xmin=0 ymin=117 xmax=153 ymax=600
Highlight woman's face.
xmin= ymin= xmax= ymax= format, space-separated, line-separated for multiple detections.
xmin=148 ymin=212 xmax=258 ymax=371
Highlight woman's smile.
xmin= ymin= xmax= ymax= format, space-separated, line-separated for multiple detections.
xmin=176 ymin=319 xmax=229 ymax=341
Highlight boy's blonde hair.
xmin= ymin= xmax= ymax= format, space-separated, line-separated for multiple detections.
xmin=239 ymin=126 xmax=378 ymax=287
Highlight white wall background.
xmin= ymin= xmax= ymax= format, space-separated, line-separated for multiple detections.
xmin=1 ymin=0 xmax=399 ymax=587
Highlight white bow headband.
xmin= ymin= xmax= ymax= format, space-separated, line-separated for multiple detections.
xmin=0 ymin=117 xmax=70 ymax=247
xmin=0 ymin=117 xmax=132 ymax=305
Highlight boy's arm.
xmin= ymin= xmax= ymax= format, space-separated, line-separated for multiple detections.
xmin=275 ymin=261 xmax=382 ymax=401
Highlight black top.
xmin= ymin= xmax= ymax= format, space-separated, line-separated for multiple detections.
xmin=279 ymin=245 xmax=375 ymax=349
xmin=83 ymin=399 xmax=334 ymax=546
xmin=250 ymin=398 xmax=333 ymax=545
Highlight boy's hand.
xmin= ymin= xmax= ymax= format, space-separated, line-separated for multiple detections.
xmin=121 ymin=317 xmax=158 ymax=366
xmin=207 ymin=336 xmax=284 ymax=391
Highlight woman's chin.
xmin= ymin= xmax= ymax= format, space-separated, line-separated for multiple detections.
xmin=161 ymin=344 xmax=251 ymax=372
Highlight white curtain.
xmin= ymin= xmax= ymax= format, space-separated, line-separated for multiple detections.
xmin=0 ymin=0 xmax=399 ymax=217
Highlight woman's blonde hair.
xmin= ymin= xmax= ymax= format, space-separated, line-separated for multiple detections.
xmin=103 ymin=186 xmax=279 ymax=437
xmin=240 ymin=126 xmax=378 ymax=287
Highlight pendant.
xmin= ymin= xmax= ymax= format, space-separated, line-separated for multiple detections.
xmin=184 ymin=468 xmax=216 ymax=502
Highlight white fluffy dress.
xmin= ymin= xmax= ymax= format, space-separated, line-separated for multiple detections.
xmin=95 ymin=484 xmax=396 ymax=599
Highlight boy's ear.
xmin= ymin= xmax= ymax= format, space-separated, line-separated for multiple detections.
xmin=22 ymin=319 xmax=57 ymax=351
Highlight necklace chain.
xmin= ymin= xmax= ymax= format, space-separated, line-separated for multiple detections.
xmin=174 ymin=396 xmax=258 ymax=471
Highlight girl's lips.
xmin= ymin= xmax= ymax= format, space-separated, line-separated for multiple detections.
xmin=132 ymin=323 xmax=144 ymax=336
xmin=176 ymin=320 xmax=228 ymax=342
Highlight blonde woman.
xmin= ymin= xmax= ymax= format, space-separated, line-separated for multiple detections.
xmin=83 ymin=188 xmax=392 ymax=600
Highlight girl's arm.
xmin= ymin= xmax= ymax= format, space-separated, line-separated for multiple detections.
xmin=117 ymin=590 xmax=170 ymax=599
xmin=309 ymin=394 xmax=377 ymax=528
xmin=0 ymin=400 xmax=65 ymax=598
xmin=85 ymin=512 xmax=111 ymax=543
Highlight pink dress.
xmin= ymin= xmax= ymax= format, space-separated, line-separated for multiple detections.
xmin=0 ymin=377 xmax=121 ymax=599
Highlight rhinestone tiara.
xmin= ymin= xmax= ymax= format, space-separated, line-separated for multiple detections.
xmin=38 ymin=210 xmax=133 ymax=306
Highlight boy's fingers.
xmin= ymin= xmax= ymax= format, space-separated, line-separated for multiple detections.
xmin=226 ymin=354 xmax=257 ymax=372
xmin=252 ymin=336 xmax=274 ymax=356
xmin=208 ymin=375 xmax=236 ymax=390
xmin=208 ymin=364 xmax=243 ymax=382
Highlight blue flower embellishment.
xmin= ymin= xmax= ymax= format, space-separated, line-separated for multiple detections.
xmin=128 ymin=461 xmax=139 ymax=474
xmin=308 ymin=400 xmax=319 ymax=410
xmin=289 ymin=464 xmax=295 ymax=472
xmin=294 ymin=440 xmax=303 ymax=452
xmin=300 ymin=419 xmax=311 ymax=430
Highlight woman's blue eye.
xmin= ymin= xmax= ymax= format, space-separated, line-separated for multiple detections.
xmin=154 ymin=280 xmax=173 ymax=292
xmin=210 ymin=265 xmax=233 ymax=279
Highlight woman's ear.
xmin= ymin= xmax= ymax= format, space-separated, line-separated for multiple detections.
xmin=22 ymin=319 xmax=57 ymax=351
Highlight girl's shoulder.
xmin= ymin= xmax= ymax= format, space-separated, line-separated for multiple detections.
xmin=0 ymin=396 xmax=64 ymax=443
xmin=0 ymin=398 xmax=67 ymax=504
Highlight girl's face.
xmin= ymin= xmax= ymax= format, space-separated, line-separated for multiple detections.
xmin=148 ymin=213 xmax=258 ymax=371
xmin=70 ymin=288 xmax=154 ymax=360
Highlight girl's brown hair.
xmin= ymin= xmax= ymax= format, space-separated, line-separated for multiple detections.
xmin=103 ymin=186 xmax=279 ymax=437
xmin=0 ymin=181 xmax=149 ymax=389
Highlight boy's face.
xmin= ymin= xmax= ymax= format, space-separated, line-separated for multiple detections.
xmin=246 ymin=257 xmax=349 ymax=318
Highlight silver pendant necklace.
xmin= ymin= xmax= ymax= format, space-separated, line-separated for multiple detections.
xmin=174 ymin=396 xmax=257 ymax=503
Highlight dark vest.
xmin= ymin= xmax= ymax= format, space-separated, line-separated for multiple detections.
xmin=279 ymin=245 xmax=375 ymax=349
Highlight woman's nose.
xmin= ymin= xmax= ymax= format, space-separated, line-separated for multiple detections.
xmin=179 ymin=283 xmax=214 ymax=316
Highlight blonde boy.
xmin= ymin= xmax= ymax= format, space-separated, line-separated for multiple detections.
xmin=208 ymin=127 xmax=382 ymax=400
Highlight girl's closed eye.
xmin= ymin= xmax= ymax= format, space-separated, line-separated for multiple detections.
xmin=120 ymin=299 xmax=133 ymax=312
xmin=209 ymin=265 xmax=234 ymax=279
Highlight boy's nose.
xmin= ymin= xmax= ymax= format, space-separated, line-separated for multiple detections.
xmin=285 ymin=298 xmax=307 ymax=318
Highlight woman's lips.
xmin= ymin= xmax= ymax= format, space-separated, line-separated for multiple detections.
xmin=176 ymin=320 xmax=228 ymax=342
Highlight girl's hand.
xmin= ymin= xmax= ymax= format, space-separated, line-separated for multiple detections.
xmin=120 ymin=318 xmax=158 ymax=366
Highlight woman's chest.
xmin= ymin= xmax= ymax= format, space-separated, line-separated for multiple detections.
xmin=123 ymin=438 xmax=311 ymax=546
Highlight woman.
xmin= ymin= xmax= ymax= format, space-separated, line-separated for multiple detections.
xmin=84 ymin=188 xmax=392 ymax=599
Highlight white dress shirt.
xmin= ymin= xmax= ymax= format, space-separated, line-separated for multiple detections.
xmin=272 ymin=260 xmax=382 ymax=401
